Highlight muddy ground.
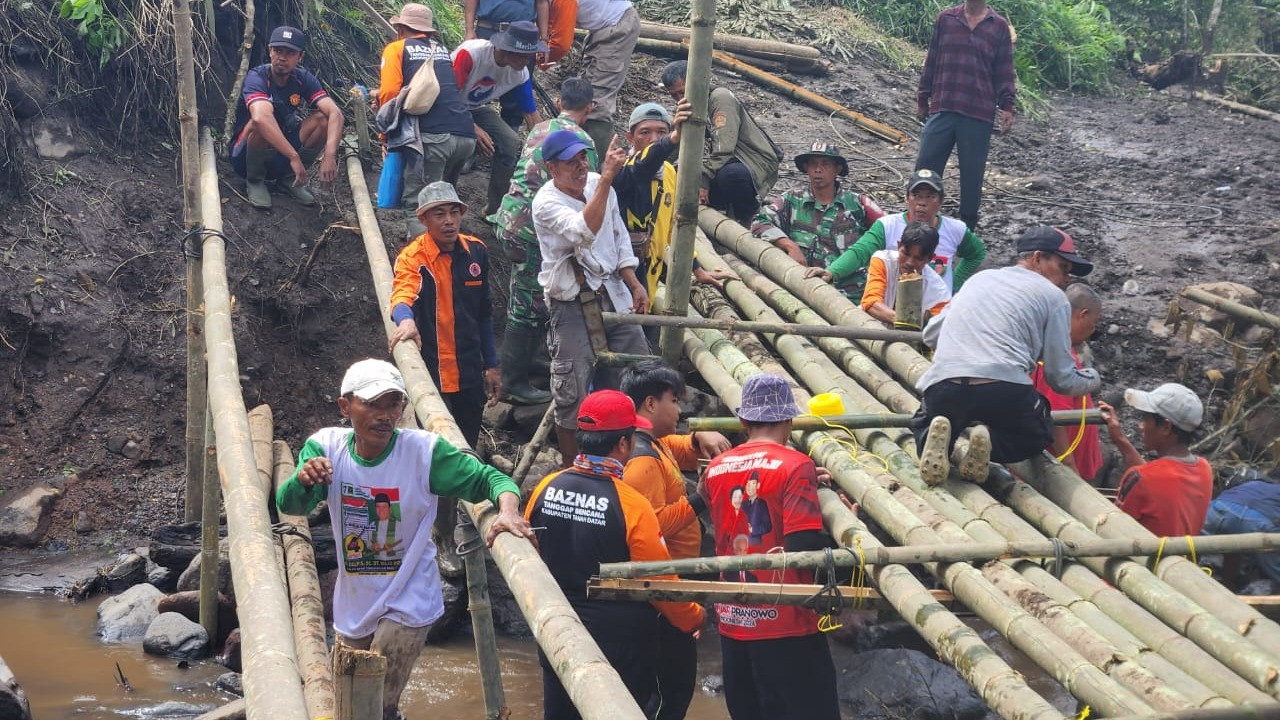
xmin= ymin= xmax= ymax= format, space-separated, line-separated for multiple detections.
xmin=2 ymin=18 xmax=1279 ymax=559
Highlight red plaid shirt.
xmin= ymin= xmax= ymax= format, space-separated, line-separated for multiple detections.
xmin=917 ymin=4 xmax=1016 ymax=122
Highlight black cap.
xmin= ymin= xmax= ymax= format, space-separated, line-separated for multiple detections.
xmin=491 ymin=20 xmax=547 ymax=54
xmin=907 ymin=168 xmax=943 ymax=194
xmin=269 ymin=26 xmax=307 ymax=52
xmin=1016 ymin=226 xmax=1093 ymax=276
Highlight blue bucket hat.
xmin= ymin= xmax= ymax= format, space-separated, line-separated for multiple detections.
xmin=737 ymin=374 xmax=799 ymax=423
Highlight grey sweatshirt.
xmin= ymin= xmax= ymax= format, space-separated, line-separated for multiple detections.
xmin=918 ymin=265 xmax=1101 ymax=396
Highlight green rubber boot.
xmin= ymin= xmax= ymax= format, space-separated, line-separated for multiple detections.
xmin=500 ymin=324 xmax=552 ymax=405
xmin=280 ymin=147 xmax=319 ymax=206
xmin=244 ymin=146 xmax=275 ymax=209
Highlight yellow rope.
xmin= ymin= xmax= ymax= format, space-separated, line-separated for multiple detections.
xmin=1056 ymin=395 xmax=1089 ymax=462
xmin=1074 ymin=705 xmax=1091 ymax=720
xmin=797 ymin=413 xmax=892 ymax=473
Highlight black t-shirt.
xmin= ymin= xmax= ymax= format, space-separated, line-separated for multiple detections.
xmin=232 ymin=64 xmax=328 ymax=143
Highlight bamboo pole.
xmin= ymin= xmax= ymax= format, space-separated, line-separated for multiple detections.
xmin=894 ymin=274 xmax=924 ymax=331
xmin=350 ymin=88 xmax=371 ymax=163
xmin=637 ymin=20 xmax=822 ymax=60
xmin=199 ymin=404 xmax=219 ymax=643
xmin=1188 ymin=91 xmax=1280 ymax=122
xmin=657 ymin=0 xmax=714 ymax=366
xmin=247 ymin=405 xmax=273 ymax=498
xmin=333 ymin=644 xmax=385 ymax=720
xmin=707 ymin=50 xmax=908 ymax=144
xmin=1181 ymin=287 xmax=1280 ymax=330
xmin=513 ymin=404 xmax=557 ymax=486
xmin=1108 ymin=706 xmax=1280 ymax=720
xmin=587 ymin=576 xmax=957 ymax=605
xmin=679 ymin=328 xmax=1064 ymax=720
xmin=346 ymin=154 xmax=646 ymax=720
xmin=632 ymin=36 xmax=829 ymax=76
xmin=598 ymin=532 xmax=1280 ymax=578
xmin=223 ymin=0 xmax=255 ymax=144
xmin=199 ymin=129 xmax=309 ymax=720
xmin=688 ymin=409 xmax=1103 ymax=432
xmin=702 ymin=208 xmax=933 ymax=388
xmin=602 ymin=310 xmax=920 ymax=342
xmin=272 ymin=440 xmax=335 ymax=720
xmin=174 ymin=0 xmax=206 ymax=523
xmin=594 ymin=350 xmax=658 ymax=366
xmin=194 ymin=699 xmax=247 ymax=720
xmin=457 ymin=513 xmax=508 ymax=720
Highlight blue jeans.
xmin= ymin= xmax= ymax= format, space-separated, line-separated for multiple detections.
xmin=915 ymin=111 xmax=993 ymax=229
xmin=1203 ymin=499 xmax=1280 ymax=582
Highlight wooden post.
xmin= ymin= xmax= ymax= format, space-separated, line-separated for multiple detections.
xmin=173 ymin=0 xmax=206 ymax=522
xmin=458 ymin=514 xmax=508 ymax=720
xmin=657 ymin=0 xmax=715 ymax=366
xmin=350 ymin=87 xmax=371 ymax=163
xmin=199 ymin=403 xmax=219 ymax=644
xmin=332 ymin=643 xmax=385 ymax=720
xmin=512 ymin=404 xmax=556 ymax=488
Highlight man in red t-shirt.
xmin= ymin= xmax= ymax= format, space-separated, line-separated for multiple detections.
xmin=1102 ymin=383 xmax=1212 ymax=536
xmin=1032 ymin=283 xmax=1103 ymax=482
xmin=704 ymin=373 xmax=839 ymax=720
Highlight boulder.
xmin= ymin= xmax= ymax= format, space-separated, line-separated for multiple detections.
xmin=176 ymin=539 xmax=234 ymax=602
xmin=486 ymin=557 xmax=531 ymax=638
xmin=832 ymin=647 xmax=993 ymax=720
xmin=215 ymin=672 xmax=243 ymax=697
xmin=483 ymin=401 xmax=515 ymax=430
xmin=426 ymin=577 xmax=469 ymax=643
xmin=103 ymin=552 xmax=148 ymax=593
xmin=0 ymin=485 xmax=59 ymax=547
xmin=143 ymin=612 xmax=209 ymax=660
xmin=0 ymin=653 xmax=31 ymax=720
xmin=512 ymin=403 xmax=552 ymax=435
xmin=97 ymin=583 xmax=164 ymax=642
xmin=219 ymin=628 xmax=242 ymax=672
xmin=30 ymin=116 xmax=84 ymax=160
xmin=157 ymin=591 xmax=238 ymax=647
xmin=147 ymin=565 xmax=179 ymax=594
xmin=148 ymin=523 xmax=227 ymax=571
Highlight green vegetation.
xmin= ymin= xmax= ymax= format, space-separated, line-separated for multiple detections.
xmin=58 ymin=0 xmax=124 ymax=67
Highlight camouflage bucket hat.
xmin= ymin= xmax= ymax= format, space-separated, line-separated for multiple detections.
xmin=794 ymin=140 xmax=848 ymax=177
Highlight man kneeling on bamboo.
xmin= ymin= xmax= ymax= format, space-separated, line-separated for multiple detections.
xmin=277 ymin=359 xmax=533 ymax=720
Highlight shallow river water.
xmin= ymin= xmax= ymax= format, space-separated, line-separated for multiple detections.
xmin=0 ymin=591 xmax=731 ymax=719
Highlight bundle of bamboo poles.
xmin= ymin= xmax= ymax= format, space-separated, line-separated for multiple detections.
xmin=647 ymin=206 xmax=1280 ymax=715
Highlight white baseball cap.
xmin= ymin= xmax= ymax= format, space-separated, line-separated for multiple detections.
xmin=1124 ymin=383 xmax=1203 ymax=432
xmin=340 ymin=359 xmax=406 ymax=401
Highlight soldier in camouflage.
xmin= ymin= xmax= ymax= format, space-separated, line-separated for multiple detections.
xmin=751 ymin=141 xmax=884 ymax=300
xmin=492 ymin=77 xmax=598 ymax=405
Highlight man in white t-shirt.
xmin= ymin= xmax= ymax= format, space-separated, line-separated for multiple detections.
xmin=277 ymin=358 xmax=534 ymax=720
xmin=574 ymin=0 xmax=639 ymax=155
xmin=453 ymin=20 xmax=544 ymax=215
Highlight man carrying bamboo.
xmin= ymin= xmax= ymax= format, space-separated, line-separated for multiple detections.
xmin=229 ymin=26 xmax=345 ymax=210
xmin=276 ymin=358 xmax=533 ymax=720
xmin=913 ymin=226 xmax=1099 ymax=486
xmin=492 ymin=77 xmax=598 ymax=405
xmin=860 ymin=220 xmax=950 ymax=328
xmin=703 ymin=373 xmax=840 ymax=720
xmin=660 ymin=60 xmax=783 ymax=225
xmin=752 ymin=141 xmax=883 ymax=299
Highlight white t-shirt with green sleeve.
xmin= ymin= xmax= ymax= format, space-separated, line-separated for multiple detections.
xmin=277 ymin=427 xmax=519 ymax=639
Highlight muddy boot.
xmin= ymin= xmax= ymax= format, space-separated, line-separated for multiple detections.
xmin=919 ymin=415 xmax=951 ymax=486
xmin=433 ymin=500 xmax=464 ymax=579
xmin=280 ymin=148 xmax=319 ymax=206
xmin=959 ymin=424 xmax=992 ymax=483
xmin=582 ymin=119 xmax=615 ymax=163
xmin=555 ymin=425 xmax=578 ymax=468
xmin=500 ymin=325 xmax=552 ymax=405
xmin=244 ymin=146 xmax=275 ymax=209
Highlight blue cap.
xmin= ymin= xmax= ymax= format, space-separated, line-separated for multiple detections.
xmin=542 ymin=129 xmax=591 ymax=163
xmin=736 ymin=374 xmax=799 ymax=423
xmin=269 ymin=26 xmax=307 ymax=52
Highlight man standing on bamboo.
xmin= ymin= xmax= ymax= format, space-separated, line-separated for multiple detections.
xmin=914 ymin=0 xmax=1016 ymax=230
xmin=660 ymin=60 xmax=783 ymax=225
xmin=620 ymin=359 xmax=732 ymax=720
xmin=229 ymin=26 xmax=345 ymax=210
xmin=704 ymin=373 xmax=840 ymax=720
xmin=913 ymin=226 xmax=1100 ymax=486
xmin=752 ymin=141 xmax=883 ymax=298
xmin=525 ymin=389 xmax=705 ymax=719
xmin=493 ymin=77 xmax=598 ymax=405
xmin=277 ymin=358 xmax=534 ymax=720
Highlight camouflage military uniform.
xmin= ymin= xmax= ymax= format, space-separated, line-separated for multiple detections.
xmin=752 ymin=184 xmax=878 ymax=300
xmin=492 ymin=115 xmax=597 ymax=329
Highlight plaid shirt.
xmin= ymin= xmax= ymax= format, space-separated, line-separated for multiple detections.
xmin=917 ymin=4 xmax=1016 ymax=122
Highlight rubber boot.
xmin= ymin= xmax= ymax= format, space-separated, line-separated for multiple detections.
xmin=280 ymin=147 xmax=319 ymax=206
xmin=919 ymin=415 xmax=952 ymax=487
xmin=500 ymin=324 xmax=552 ymax=405
xmin=555 ymin=425 xmax=578 ymax=468
xmin=582 ymin=119 xmax=615 ymax=165
xmin=959 ymin=424 xmax=992 ymax=483
xmin=244 ymin=146 xmax=275 ymax=209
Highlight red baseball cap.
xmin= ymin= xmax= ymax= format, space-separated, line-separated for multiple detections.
xmin=1015 ymin=226 xmax=1093 ymax=276
xmin=577 ymin=390 xmax=649 ymax=431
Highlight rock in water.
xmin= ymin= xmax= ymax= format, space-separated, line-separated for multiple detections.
xmin=0 ymin=485 xmax=59 ymax=547
xmin=97 ymin=583 xmax=164 ymax=642
xmin=104 ymin=552 xmax=148 ymax=593
xmin=834 ymin=647 xmax=992 ymax=720
xmin=0 ymin=652 xmax=31 ymax=720
xmin=215 ymin=672 xmax=243 ymax=697
xmin=143 ymin=612 xmax=209 ymax=660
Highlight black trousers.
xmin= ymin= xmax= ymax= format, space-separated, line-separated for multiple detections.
xmin=720 ymin=633 xmax=840 ymax=720
xmin=542 ymin=610 xmax=659 ymax=720
xmin=911 ymin=379 xmax=1053 ymax=464
xmin=654 ymin=616 xmax=697 ymax=720
xmin=708 ymin=160 xmax=760 ymax=226
xmin=442 ymin=383 xmax=486 ymax=448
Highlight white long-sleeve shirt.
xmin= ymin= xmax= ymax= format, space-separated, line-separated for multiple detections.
xmin=918 ymin=264 xmax=1100 ymax=396
xmin=532 ymin=173 xmax=639 ymax=313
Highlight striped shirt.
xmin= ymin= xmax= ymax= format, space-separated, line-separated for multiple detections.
xmin=233 ymin=64 xmax=328 ymax=144
xmin=916 ymin=4 xmax=1016 ymax=123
